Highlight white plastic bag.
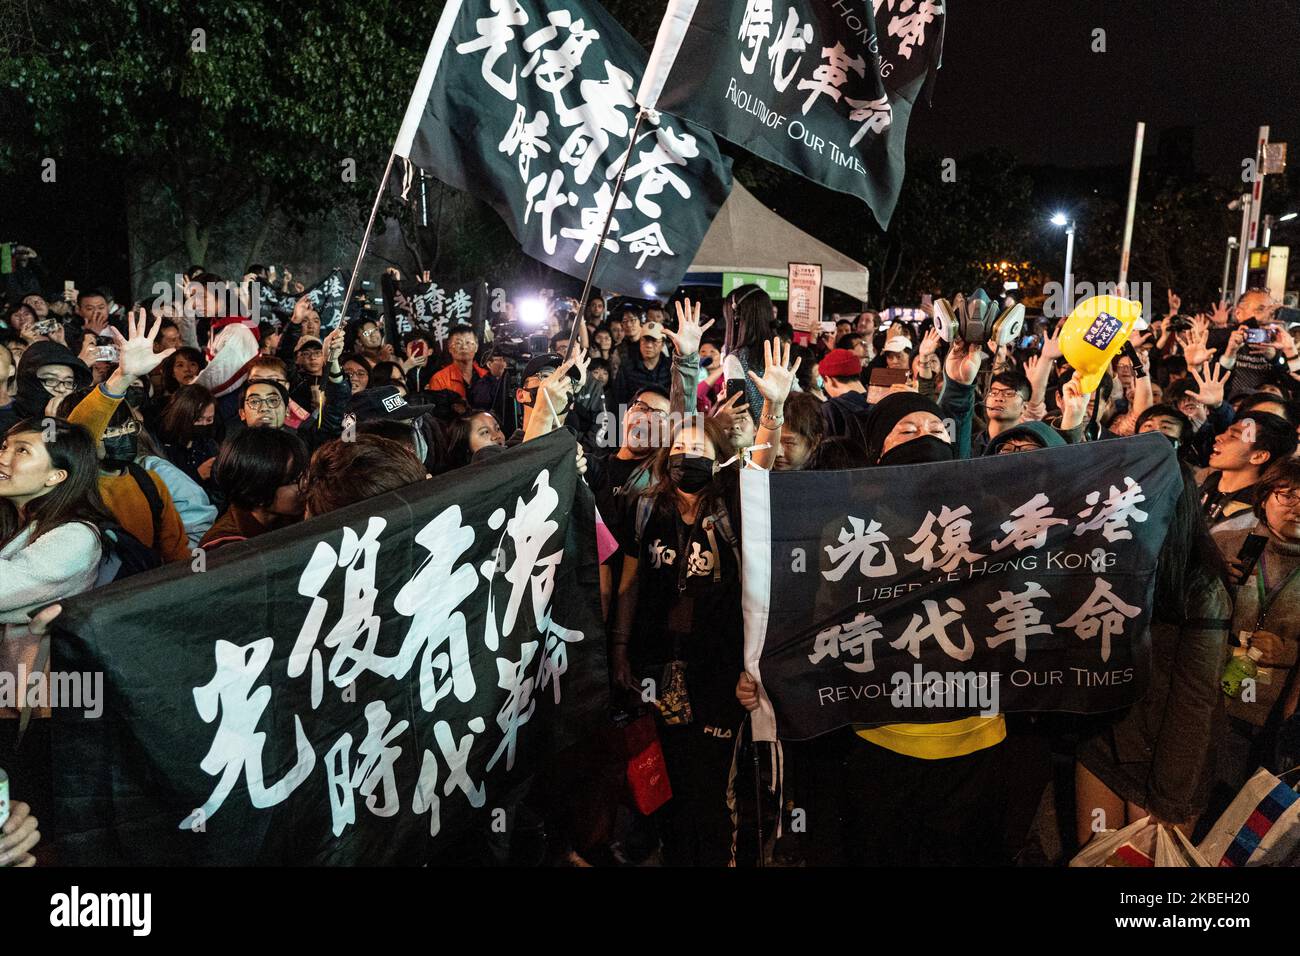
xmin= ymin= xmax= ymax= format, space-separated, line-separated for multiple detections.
xmin=1069 ymin=816 xmax=1156 ymax=867
xmin=1198 ymin=767 xmax=1300 ymax=867
xmin=1154 ymin=824 xmax=1210 ymax=867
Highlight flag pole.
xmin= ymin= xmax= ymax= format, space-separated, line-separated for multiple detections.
xmin=566 ymin=109 xmax=649 ymax=358
xmin=336 ymin=151 xmax=398 ymax=329
xmin=1117 ymin=121 xmax=1145 ymax=295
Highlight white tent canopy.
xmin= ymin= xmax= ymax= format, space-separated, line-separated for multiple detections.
xmin=688 ymin=181 xmax=870 ymax=302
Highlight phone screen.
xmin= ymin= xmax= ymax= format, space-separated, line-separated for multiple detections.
xmin=868 ymin=367 xmax=908 ymax=404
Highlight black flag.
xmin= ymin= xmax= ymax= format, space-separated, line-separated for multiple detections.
xmin=393 ymin=0 xmax=734 ymax=294
xmin=740 ymin=434 xmax=1182 ymax=741
xmin=51 ymin=431 xmax=605 ymax=864
xmin=639 ymin=0 xmax=945 ymax=228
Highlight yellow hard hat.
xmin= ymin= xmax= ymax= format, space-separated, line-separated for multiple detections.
xmin=1058 ymin=294 xmax=1142 ymax=394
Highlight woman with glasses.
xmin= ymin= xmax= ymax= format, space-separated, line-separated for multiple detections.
xmin=1210 ymin=459 xmax=1300 ymax=801
xmin=11 ymin=338 xmax=91 ymax=419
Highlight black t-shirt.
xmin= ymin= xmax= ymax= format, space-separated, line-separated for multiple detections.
xmin=594 ymin=454 xmax=650 ymax=566
xmin=624 ymin=496 xmax=744 ymax=711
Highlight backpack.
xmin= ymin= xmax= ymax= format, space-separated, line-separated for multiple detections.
xmin=96 ymin=524 xmax=163 ymax=585
xmin=126 ymin=461 xmax=164 ymax=553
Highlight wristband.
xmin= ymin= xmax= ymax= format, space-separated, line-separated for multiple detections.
xmin=100 ymin=380 xmax=130 ymax=400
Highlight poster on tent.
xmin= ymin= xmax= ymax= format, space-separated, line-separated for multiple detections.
xmin=787 ymin=261 xmax=822 ymax=339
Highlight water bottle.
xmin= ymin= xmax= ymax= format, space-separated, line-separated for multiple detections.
xmin=1222 ymin=646 xmax=1263 ymax=698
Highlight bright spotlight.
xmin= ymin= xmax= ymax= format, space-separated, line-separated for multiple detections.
xmin=518 ymin=297 xmax=547 ymax=325
xmin=1050 ymin=213 xmax=1068 ymax=227
xmin=641 ymin=280 xmax=657 ymax=298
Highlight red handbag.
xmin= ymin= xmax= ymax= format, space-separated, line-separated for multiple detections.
xmin=622 ymin=713 xmax=672 ymax=815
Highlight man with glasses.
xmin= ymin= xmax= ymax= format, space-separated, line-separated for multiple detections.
xmin=426 ymin=326 xmax=486 ymax=408
xmin=237 ymin=332 xmax=347 ymax=453
xmin=973 ymin=371 xmax=1032 ymax=456
xmin=1219 ymin=288 xmax=1300 ymax=401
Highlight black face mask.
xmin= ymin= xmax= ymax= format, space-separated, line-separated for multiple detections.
xmin=878 ymin=435 xmax=953 ymax=467
xmin=102 ymin=432 xmax=139 ymax=471
xmin=669 ymin=453 xmax=715 ymax=493
xmin=192 ymin=424 xmax=217 ymax=443
xmin=125 ymin=388 xmax=147 ymax=410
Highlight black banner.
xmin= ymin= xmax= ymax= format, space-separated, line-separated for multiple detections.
xmin=256 ymin=268 xmax=350 ymax=331
xmin=741 ymin=434 xmax=1183 ymax=740
xmin=381 ymin=272 xmax=486 ymax=347
xmin=396 ymin=0 xmax=734 ymax=294
xmin=51 ymin=431 xmax=605 ymax=864
xmin=640 ymin=0 xmax=945 ymax=228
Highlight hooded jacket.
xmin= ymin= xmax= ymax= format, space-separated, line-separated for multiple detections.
xmin=12 ymin=339 xmax=91 ymax=419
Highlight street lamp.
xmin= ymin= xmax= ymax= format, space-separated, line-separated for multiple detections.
xmin=1052 ymin=213 xmax=1076 ymax=314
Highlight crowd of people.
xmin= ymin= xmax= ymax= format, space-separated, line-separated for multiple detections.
xmin=2 ymin=263 xmax=1299 ymax=867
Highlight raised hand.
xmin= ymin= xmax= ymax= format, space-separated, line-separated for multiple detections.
xmin=747 ymin=335 xmax=801 ymax=409
xmin=83 ymin=311 xmax=109 ymax=335
xmin=710 ymin=389 xmax=747 ymax=420
xmin=323 ymin=326 xmax=346 ymax=363
xmin=944 ymin=337 xmax=984 ymax=385
xmin=1209 ymin=300 xmax=1230 ymax=328
xmin=1060 ymin=377 xmax=1089 ymax=431
xmin=1166 ymin=288 xmax=1181 ymax=317
xmin=1177 ymin=321 xmax=1213 ymax=369
xmin=108 ymin=307 xmax=174 ymax=383
xmin=1041 ymin=326 xmax=1063 ymax=361
xmin=664 ymin=297 xmax=714 ymax=357
xmin=1188 ymin=362 xmax=1229 ymax=408
xmin=291 ymin=295 xmax=316 ymax=326
xmin=918 ymin=327 xmax=942 ymax=358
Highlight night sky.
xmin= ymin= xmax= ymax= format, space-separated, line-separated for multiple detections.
xmin=906 ymin=0 xmax=1300 ymax=180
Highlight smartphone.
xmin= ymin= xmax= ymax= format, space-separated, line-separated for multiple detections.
xmin=868 ymin=367 xmax=908 ymax=404
xmin=1234 ymin=533 xmax=1268 ymax=587
xmin=408 ymin=339 xmax=429 ymax=359
xmin=95 ymin=346 xmax=119 ymax=363
xmin=1245 ymin=327 xmax=1269 ymax=344
xmin=32 ymin=317 xmax=59 ymax=336
xmin=725 ymin=378 xmax=747 ymax=403
xmin=64 ymin=279 xmax=76 ymax=302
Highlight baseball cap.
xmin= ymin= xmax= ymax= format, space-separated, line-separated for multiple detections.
xmin=641 ymin=321 xmax=666 ymax=341
xmin=882 ymin=337 xmax=912 ymax=353
xmin=344 ymin=385 xmax=427 ymax=422
xmin=818 ymin=348 xmax=862 ymax=378
xmin=295 ymin=336 xmax=323 ymax=353
xmin=522 ymin=352 xmax=564 ymax=382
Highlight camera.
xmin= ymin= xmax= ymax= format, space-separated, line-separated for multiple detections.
xmin=1168 ymin=316 xmax=1193 ymax=333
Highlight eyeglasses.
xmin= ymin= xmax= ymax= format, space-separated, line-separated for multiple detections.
xmin=245 ymin=397 xmax=283 ymax=411
xmin=987 ymin=387 xmax=1022 ymax=400
xmin=1272 ymin=488 xmax=1300 ymax=507
xmin=997 ymin=440 xmax=1041 ymax=454
xmin=345 ymin=370 xmax=369 ymax=381
xmin=629 ymin=400 xmax=669 ymax=420
xmin=38 ymin=375 xmax=77 ymax=392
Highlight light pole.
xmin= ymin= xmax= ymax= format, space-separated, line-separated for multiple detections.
xmin=1052 ymin=213 xmax=1076 ymax=314
xmin=1220 ymin=236 xmax=1238 ymax=302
